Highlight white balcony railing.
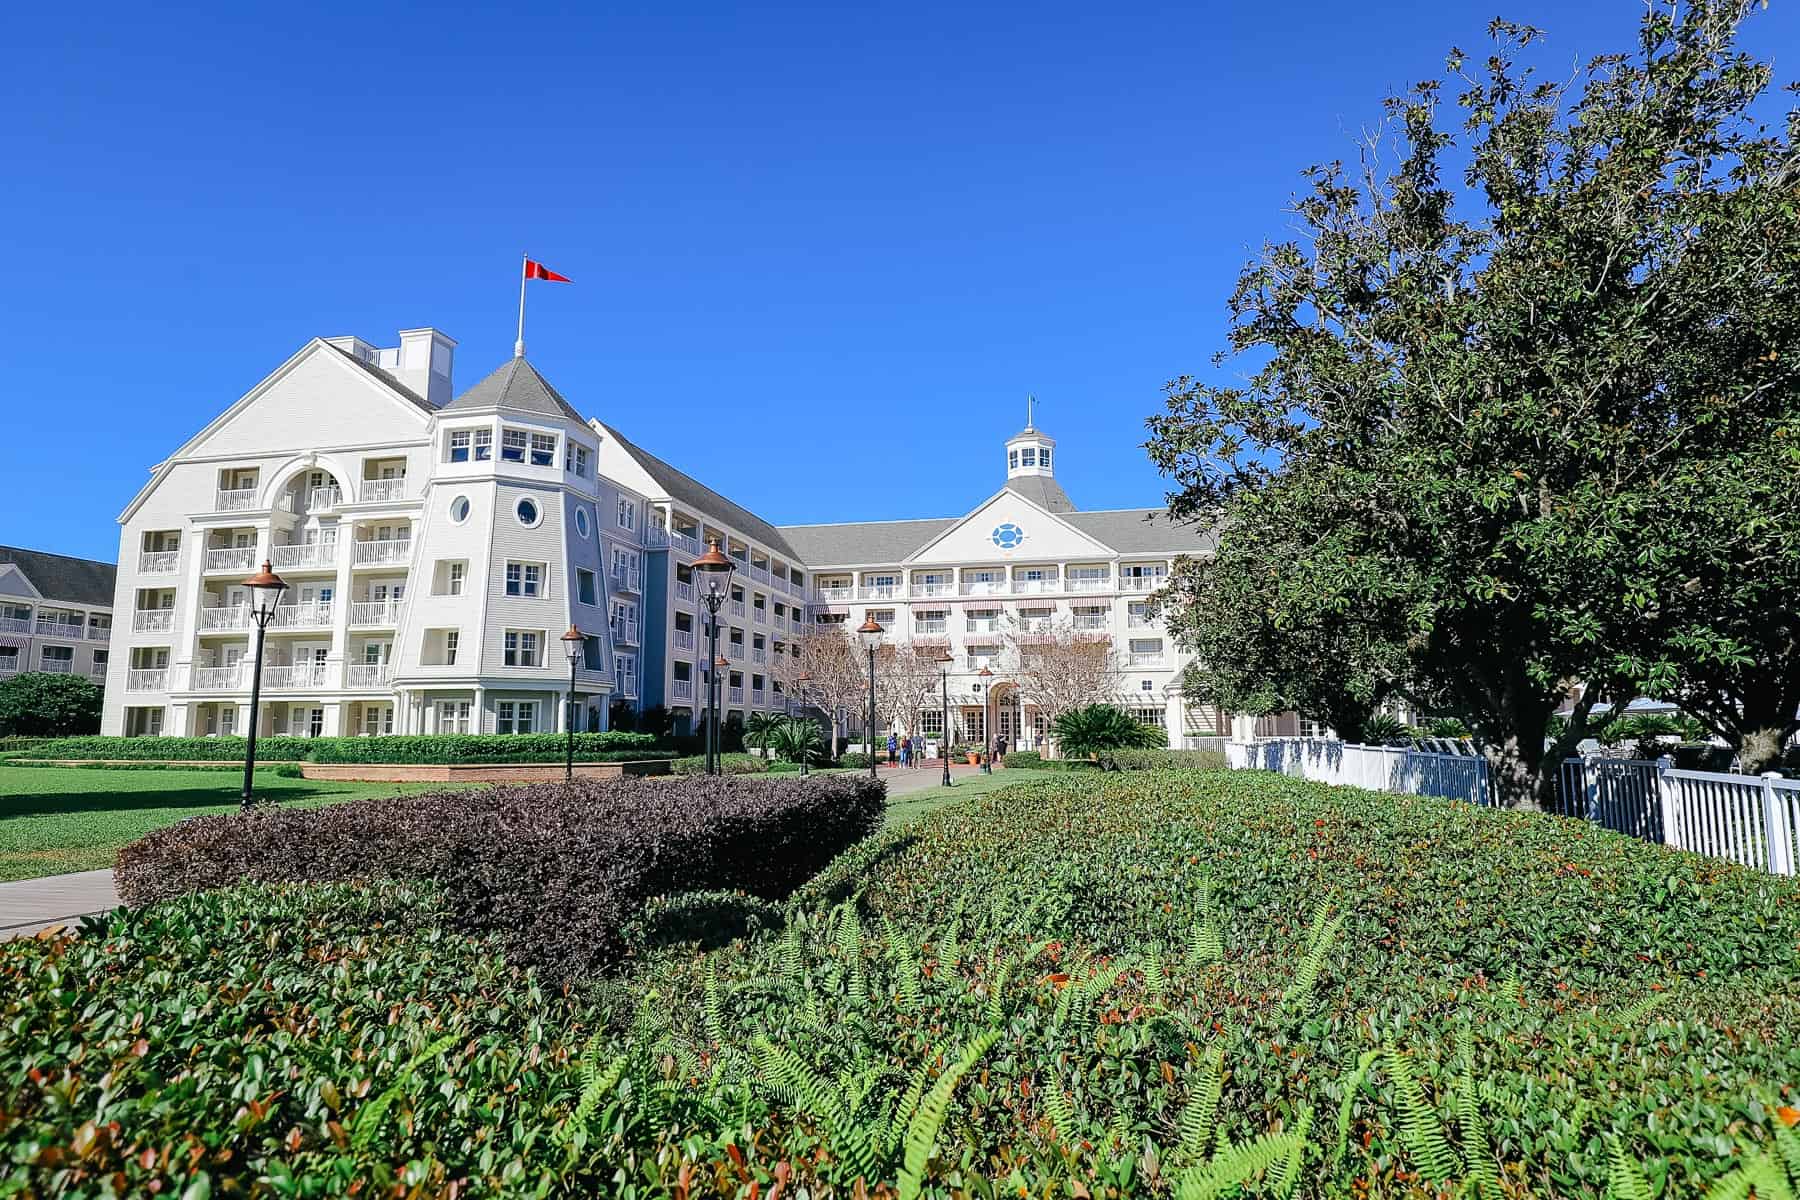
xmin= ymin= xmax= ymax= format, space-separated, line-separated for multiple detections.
xmin=35 ymin=620 xmax=86 ymax=640
xmin=133 ymin=610 xmax=175 ymax=633
xmin=0 ymin=616 xmax=30 ymax=635
xmin=127 ymin=668 xmax=168 ymax=691
xmin=753 ymin=609 xmax=767 ymax=624
xmin=857 ymin=585 xmax=898 ymax=601
xmin=1127 ymin=653 xmax=1167 ymax=667
xmin=616 ymin=674 xmax=638 ymax=698
xmin=960 ymin=580 xmax=1006 ymax=596
xmin=751 ymin=688 xmax=766 ymax=705
xmin=1072 ymin=617 xmax=1109 ymax=631
xmin=198 ymin=606 xmax=250 ymax=631
xmin=345 ymin=663 xmax=391 ymax=688
xmin=643 ymin=527 xmax=670 ymax=548
xmin=192 ymin=665 xmax=245 ymax=690
xmin=264 ymin=663 xmax=331 ymax=688
xmin=675 ymin=581 xmax=695 ymax=603
xmin=1016 ymin=619 xmax=1054 ymax=635
xmin=670 ymin=531 xmax=703 ymax=555
xmin=138 ymin=550 xmax=180 ymax=574
xmin=0 ymin=661 xmax=17 ymax=675
xmin=728 ymin=686 xmax=745 ymax=703
xmin=215 ymin=488 xmax=258 ymax=511
xmin=1068 ymin=576 xmax=1113 ymax=593
xmin=752 ymin=648 xmax=768 ymax=664
xmin=271 ymin=540 xmax=338 ymax=570
xmin=729 ymin=600 xmax=746 ymax=618
xmin=673 ymin=629 xmax=694 ymax=651
xmin=306 ymin=486 xmax=342 ymax=511
xmin=749 ymin=563 xmax=772 ymax=585
xmin=815 ymin=586 xmax=852 ymax=602
xmin=205 ymin=546 xmax=257 ymax=572
xmin=350 ymin=600 xmax=401 ymax=626
xmin=672 ymin=679 xmax=694 ymax=700
xmin=87 ymin=625 xmax=111 ymax=641
xmin=914 ymin=622 xmax=948 ymax=636
xmin=352 ymin=538 xmax=412 ymax=565
xmin=1121 ymin=576 xmax=1165 ymax=592
xmin=911 ymin=583 xmax=954 ymax=598
xmin=1011 ymin=579 xmax=1060 ymax=595
xmin=361 ymin=478 xmax=407 ymax=502
xmin=728 ymin=644 xmax=746 ymax=661
xmin=1127 ymin=617 xmax=1156 ymax=629
xmin=611 ymin=619 xmax=640 ymax=644
xmin=40 ymin=659 xmax=74 ymax=674
xmin=271 ymin=603 xmax=334 ymax=629
xmin=965 ymin=622 xmax=1001 ymax=635
xmin=610 ymin=567 xmax=642 ymax=592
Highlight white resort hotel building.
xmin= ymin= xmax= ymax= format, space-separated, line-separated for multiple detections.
xmin=101 ymin=327 xmax=1225 ymax=747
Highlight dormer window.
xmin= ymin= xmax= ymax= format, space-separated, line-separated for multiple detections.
xmin=501 ymin=429 xmax=528 ymax=462
xmin=447 ymin=430 xmax=471 ymax=462
xmin=530 ymin=432 xmax=556 ymax=467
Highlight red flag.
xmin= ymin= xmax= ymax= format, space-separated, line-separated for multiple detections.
xmin=524 ymin=259 xmax=572 ymax=283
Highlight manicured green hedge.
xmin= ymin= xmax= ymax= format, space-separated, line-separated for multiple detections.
xmin=1004 ymin=748 xmax=1229 ymax=771
xmin=670 ymin=752 xmax=769 ymax=776
xmin=7 ymin=732 xmax=669 ymax=764
xmin=8 ymin=771 xmax=1798 ymax=1196
xmin=1001 ymin=749 xmax=1044 ymax=767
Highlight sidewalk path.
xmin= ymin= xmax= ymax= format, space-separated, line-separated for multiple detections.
xmin=0 ymin=869 xmax=119 ymax=940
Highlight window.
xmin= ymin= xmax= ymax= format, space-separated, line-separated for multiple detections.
xmin=501 ymin=429 xmax=528 ymax=462
xmin=0 ymin=646 xmax=17 ymax=671
xmin=474 ymin=429 xmax=492 ymax=461
xmin=447 ymin=430 xmax=471 ymax=462
xmin=1008 ymin=449 xmax=1019 ymax=469
xmin=574 ymin=507 xmax=590 ymax=538
xmin=505 ymin=562 xmax=544 ymax=597
xmin=1141 ymin=679 xmax=1154 ymax=692
xmin=567 ymin=443 xmax=590 ymax=476
xmin=1021 ymin=447 xmax=1037 ymax=466
xmin=433 ymin=560 xmax=466 ymax=595
xmin=516 ymin=497 xmax=541 ymax=527
xmin=496 ymin=700 xmax=538 ymax=734
xmin=617 ymin=498 xmax=637 ymax=529
xmin=1041 ymin=448 xmax=1051 ymax=468
xmin=362 ymin=706 xmax=394 ymax=736
xmin=577 ymin=568 xmax=597 ymax=606
xmin=93 ymin=649 xmax=109 ymax=671
xmin=530 ymin=432 xmax=556 ymax=466
xmin=41 ymin=645 xmax=73 ymax=671
xmin=438 ymin=701 xmax=472 ymax=733
xmin=445 ymin=630 xmax=459 ymax=665
xmin=503 ymin=630 xmax=541 ymax=667
xmin=449 ymin=496 xmax=471 ymax=524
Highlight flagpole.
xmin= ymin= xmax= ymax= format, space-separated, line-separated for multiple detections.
xmin=515 ymin=252 xmax=528 ymax=358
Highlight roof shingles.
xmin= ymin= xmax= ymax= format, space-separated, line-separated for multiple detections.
xmin=0 ymin=547 xmax=116 ymax=607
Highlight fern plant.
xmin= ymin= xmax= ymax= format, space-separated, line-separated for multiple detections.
xmin=896 ymin=1030 xmax=1003 ymax=1200
xmin=1280 ymin=899 xmax=1347 ymax=1012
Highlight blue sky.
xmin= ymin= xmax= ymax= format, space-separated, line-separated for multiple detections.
xmin=3 ymin=2 xmax=1793 ymax=562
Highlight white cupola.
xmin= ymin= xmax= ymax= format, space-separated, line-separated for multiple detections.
xmin=1005 ymin=395 xmax=1055 ymax=480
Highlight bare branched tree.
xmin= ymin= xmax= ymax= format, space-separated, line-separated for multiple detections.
xmin=790 ymin=623 xmax=864 ymax=749
xmin=1001 ymin=617 xmax=1124 ymax=747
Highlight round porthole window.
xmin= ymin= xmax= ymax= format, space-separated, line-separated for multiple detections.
xmin=516 ymin=497 xmax=541 ymax=528
xmin=574 ymin=506 xmax=590 ymax=538
xmin=449 ymin=496 xmax=471 ymax=524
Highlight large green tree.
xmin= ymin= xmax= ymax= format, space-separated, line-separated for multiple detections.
xmin=1148 ymin=0 xmax=1800 ymax=806
xmin=0 ymin=672 xmax=104 ymax=737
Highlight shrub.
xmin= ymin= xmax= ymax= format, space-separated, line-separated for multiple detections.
xmin=115 ymin=773 xmax=884 ymax=978
xmin=670 ymin=752 xmax=769 ymax=776
xmin=837 ymin=751 xmax=873 ymax=769
xmin=1100 ymin=747 xmax=1229 ymax=771
xmin=0 ymin=671 xmax=103 ymax=736
xmin=6 ymin=732 xmax=669 ymax=764
xmin=1001 ymin=749 xmax=1043 ymax=768
xmin=1049 ymin=704 xmax=1167 ymax=755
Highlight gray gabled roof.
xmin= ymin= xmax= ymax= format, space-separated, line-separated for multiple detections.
xmin=442 ymin=357 xmax=585 ymax=422
xmin=1061 ymin=508 xmax=1218 ymax=555
xmin=1003 ymin=475 xmax=1075 ymax=513
xmin=775 ymin=518 xmax=961 ymax=568
xmin=319 ymin=342 xmax=434 ymax=412
xmin=0 ymin=546 xmax=116 ymax=607
xmin=597 ymin=422 xmax=805 ymax=560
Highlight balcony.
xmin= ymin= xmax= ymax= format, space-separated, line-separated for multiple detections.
xmin=610 ymin=618 xmax=640 ymax=645
xmin=959 ymin=580 xmax=1007 ymax=597
xmin=856 ymin=585 xmax=898 ymax=601
xmin=610 ymin=567 xmax=642 ymax=592
xmin=1068 ymin=577 xmax=1113 ymax=593
xmin=672 ymin=678 xmax=694 ymax=700
xmin=728 ymin=644 xmax=746 ymax=661
xmin=1127 ymin=616 xmax=1156 ymax=629
xmin=133 ymin=610 xmax=175 ymax=633
xmin=215 ymin=487 xmax=259 ymax=511
xmin=1127 ymin=653 xmax=1167 ymax=667
xmin=1072 ymin=617 xmax=1108 ymax=631
xmin=1121 ymin=576 xmax=1164 ymax=592
xmin=345 ymin=663 xmax=391 ymax=688
xmin=264 ymin=663 xmax=331 ymax=688
xmin=749 ymin=563 xmax=772 ymax=585
xmin=270 ymin=603 xmax=334 ymax=630
xmin=87 ymin=624 xmax=111 ymax=641
xmin=910 ymin=583 xmax=954 ymax=598
xmin=0 ymin=616 xmax=30 ymax=634
xmin=673 ymin=629 xmax=695 ymax=651
xmin=307 ymin=486 xmax=342 ymax=511
xmin=751 ymin=688 xmax=766 ymax=705
xmin=192 ymin=665 xmax=246 ymax=690
xmin=272 ymin=541 xmax=338 ymax=570
xmin=1016 ymin=619 xmax=1054 ymax=635
xmin=350 ymin=600 xmax=402 ymax=626
xmin=35 ymin=619 xmax=86 ymax=640
xmin=205 ymin=546 xmax=257 ymax=572
xmin=40 ymin=659 xmax=74 ymax=674
xmin=138 ymin=550 xmax=180 ymax=574
xmin=616 ymin=675 xmax=639 ymax=699
xmin=675 ymin=581 xmax=695 ymax=604
xmin=815 ymin=586 xmax=852 ymax=602
xmin=361 ymin=478 xmax=407 ymax=502
xmin=752 ymin=648 xmax=768 ymax=664
xmin=643 ymin=527 xmax=670 ymax=548
xmin=199 ymin=606 xmax=251 ymax=631
xmin=914 ymin=622 xmax=948 ymax=636
xmin=127 ymin=668 xmax=168 ymax=692
xmin=965 ymin=622 xmax=1001 ymax=636
xmin=728 ymin=686 xmax=745 ymax=704
xmin=752 ymin=608 xmax=767 ymax=624
xmin=352 ymin=539 xmax=412 ymax=566
xmin=727 ymin=600 xmax=745 ymax=619
xmin=669 ymin=530 xmax=703 ymax=555
xmin=1011 ymin=579 xmax=1060 ymax=595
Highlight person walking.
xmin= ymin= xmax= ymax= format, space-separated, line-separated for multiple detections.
xmin=900 ymin=735 xmax=913 ymax=770
xmin=995 ymin=733 xmax=1009 ymax=764
xmin=886 ymin=732 xmax=898 ymax=767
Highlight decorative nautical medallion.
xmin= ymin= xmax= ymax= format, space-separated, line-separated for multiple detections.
xmin=990 ymin=523 xmax=1025 ymax=550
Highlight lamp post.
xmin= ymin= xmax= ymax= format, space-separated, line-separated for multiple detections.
xmin=239 ymin=560 xmax=288 ymax=810
xmin=713 ymin=655 xmax=730 ymax=763
xmin=692 ymin=538 xmax=736 ymax=775
xmin=560 ymin=624 xmax=585 ymax=782
xmin=794 ymin=670 xmax=812 ymax=777
xmin=856 ymin=615 xmax=884 ymax=781
xmin=977 ymin=666 xmax=995 ymax=774
xmin=934 ymin=650 xmax=954 ymax=788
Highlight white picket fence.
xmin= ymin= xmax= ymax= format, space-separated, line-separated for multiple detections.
xmin=1225 ymin=738 xmax=1491 ymax=806
xmin=1229 ymin=739 xmax=1799 ymax=878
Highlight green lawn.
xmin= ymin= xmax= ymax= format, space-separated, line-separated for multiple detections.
xmin=0 ymin=767 xmax=447 ymax=882
xmin=881 ymin=766 xmax=1059 ymax=827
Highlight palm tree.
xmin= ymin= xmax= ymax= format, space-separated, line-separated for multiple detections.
xmin=1049 ymin=705 xmax=1166 ymax=758
xmin=744 ymin=712 xmax=783 ymax=757
xmin=769 ymin=716 xmax=825 ymax=765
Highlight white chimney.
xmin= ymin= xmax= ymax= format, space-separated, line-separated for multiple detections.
xmin=394 ymin=327 xmax=457 ymax=408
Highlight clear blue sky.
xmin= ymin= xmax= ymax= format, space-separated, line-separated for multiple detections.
xmin=3 ymin=2 xmax=1793 ymax=562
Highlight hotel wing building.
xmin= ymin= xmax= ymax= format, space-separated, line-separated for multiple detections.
xmin=102 ymin=328 xmax=1232 ymax=748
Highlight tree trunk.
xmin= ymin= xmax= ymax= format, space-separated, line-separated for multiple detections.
xmin=1738 ymin=726 xmax=1789 ymax=774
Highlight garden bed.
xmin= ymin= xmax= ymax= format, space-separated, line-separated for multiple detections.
xmin=298 ymin=758 xmax=672 ymax=783
xmin=5 ymin=770 xmax=1797 ymax=1196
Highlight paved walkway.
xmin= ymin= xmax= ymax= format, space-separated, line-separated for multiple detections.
xmin=0 ymin=869 xmax=119 ymax=941
xmin=0 ymin=764 xmax=1000 ymax=941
